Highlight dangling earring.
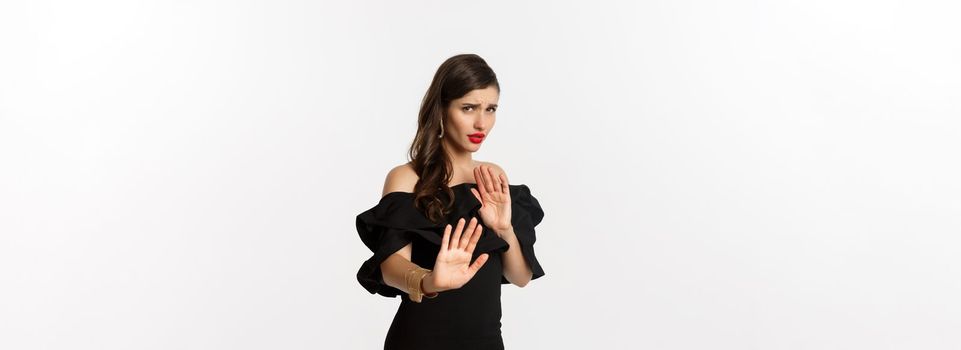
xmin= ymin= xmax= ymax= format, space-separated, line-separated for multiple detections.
xmin=438 ymin=120 xmax=444 ymax=139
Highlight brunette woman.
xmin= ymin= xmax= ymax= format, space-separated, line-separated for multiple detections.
xmin=355 ymin=53 xmax=546 ymax=350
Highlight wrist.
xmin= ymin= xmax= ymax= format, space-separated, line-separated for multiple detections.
xmin=421 ymin=272 xmax=443 ymax=295
xmin=498 ymin=226 xmax=517 ymax=240
xmin=495 ymin=225 xmax=515 ymax=237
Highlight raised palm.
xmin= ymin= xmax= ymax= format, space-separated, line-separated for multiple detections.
xmin=430 ymin=217 xmax=489 ymax=291
xmin=469 ymin=165 xmax=512 ymax=234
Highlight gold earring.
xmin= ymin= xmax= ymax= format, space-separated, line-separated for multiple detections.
xmin=438 ymin=120 xmax=444 ymax=139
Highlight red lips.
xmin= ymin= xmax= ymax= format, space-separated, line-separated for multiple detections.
xmin=468 ymin=133 xmax=485 ymax=144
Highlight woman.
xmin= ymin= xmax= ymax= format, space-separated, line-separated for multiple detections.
xmin=355 ymin=53 xmax=546 ymax=349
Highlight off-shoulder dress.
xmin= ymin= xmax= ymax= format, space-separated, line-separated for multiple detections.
xmin=355 ymin=182 xmax=545 ymax=350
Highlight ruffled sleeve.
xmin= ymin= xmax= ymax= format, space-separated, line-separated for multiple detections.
xmin=355 ymin=192 xmax=441 ymax=298
xmin=501 ymin=184 xmax=546 ymax=284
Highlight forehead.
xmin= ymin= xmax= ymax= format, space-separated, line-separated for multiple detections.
xmin=455 ymin=86 xmax=499 ymax=104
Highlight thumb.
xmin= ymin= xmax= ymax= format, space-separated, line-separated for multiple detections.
xmin=468 ymin=253 xmax=489 ymax=274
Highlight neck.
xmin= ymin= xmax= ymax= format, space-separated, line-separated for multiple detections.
xmin=442 ymin=141 xmax=476 ymax=179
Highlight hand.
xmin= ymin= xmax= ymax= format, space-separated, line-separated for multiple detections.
xmin=428 ymin=217 xmax=489 ymax=292
xmin=470 ymin=165 xmax=512 ymax=235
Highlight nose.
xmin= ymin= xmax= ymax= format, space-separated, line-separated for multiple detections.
xmin=473 ymin=116 xmax=486 ymax=131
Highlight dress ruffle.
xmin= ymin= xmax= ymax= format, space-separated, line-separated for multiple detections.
xmin=355 ymin=183 xmax=546 ymax=297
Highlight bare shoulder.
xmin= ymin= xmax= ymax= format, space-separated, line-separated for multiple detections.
xmin=478 ymin=160 xmax=510 ymax=183
xmin=382 ymin=162 xmax=419 ymax=197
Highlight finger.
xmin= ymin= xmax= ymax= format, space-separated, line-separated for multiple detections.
xmin=466 ymin=222 xmax=483 ymax=253
xmin=469 ymin=253 xmax=489 ymax=274
xmin=488 ymin=166 xmax=501 ymax=193
xmin=440 ymin=224 xmax=451 ymax=251
xmin=499 ymin=173 xmax=509 ymax=194
xmin=461 ymin=217 xmax=478 ymax=249
xmin=482 ymin=166 xmax=495 ymax=194
xmin=451 ymin=218 xmax=465 ymax=249
xmin=474 ymin=167 xmax=487 ymax=196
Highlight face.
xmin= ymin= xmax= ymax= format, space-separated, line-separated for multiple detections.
xmin=443 ymin=86 xmax=499 ymax=153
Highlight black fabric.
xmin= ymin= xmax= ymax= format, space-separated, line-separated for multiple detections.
xmin=354 ymin=182 xmax=545 ymax=349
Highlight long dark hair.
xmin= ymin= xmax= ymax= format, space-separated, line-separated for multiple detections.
xmin=407 ymin=54 xmax=500 ymax=224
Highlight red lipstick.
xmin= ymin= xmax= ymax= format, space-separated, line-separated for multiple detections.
xmin=468 ymin=133 xmax=485 ymax=144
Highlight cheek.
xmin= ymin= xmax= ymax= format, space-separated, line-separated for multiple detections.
xmin=450 ymin=112 xmax=471 ymax=129
xmin=446 ymin=109 xmax=464 ymax=123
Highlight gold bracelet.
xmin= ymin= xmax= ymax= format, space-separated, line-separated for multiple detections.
xmin=405 ymin=268 xmax=422 ymax=302
xmin=413 ymin=268 xmax=430 ymax=298
xmin=421 ymin=271 xmax=438 ymax=299
xmin=406 ymin=267 xmax=422 ymax=302
xmin=406 ymin=266 xmax=436 ymax=303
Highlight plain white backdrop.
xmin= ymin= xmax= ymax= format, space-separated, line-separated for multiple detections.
xmin=1 ymin=1 xmax=959 ymax=349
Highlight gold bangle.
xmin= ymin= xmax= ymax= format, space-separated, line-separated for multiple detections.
xmin=413 ymin=268 xmax=431 ymax=301
xmin=406 ymin=267 xmax=435 ymax=303
xmin=421 ymin=271 xmax=438 ymax=299
xmin=404 ymin=268 xmax=412 ymax=300
xmin=406 ymin=268 xmax=422 ymax=302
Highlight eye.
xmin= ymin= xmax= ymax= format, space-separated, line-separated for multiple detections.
xmin=462 ymin=106 xmax=474 ymax=112
xmin=487 ymin=107 xmax=497 ymax=112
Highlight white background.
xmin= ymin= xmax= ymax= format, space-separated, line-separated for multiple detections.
xmin=1 ymin=1 xmax=959 ymax=349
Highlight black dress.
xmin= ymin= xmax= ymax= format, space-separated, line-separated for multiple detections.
xmin=355 ymin=182 xmax=546 ymax=350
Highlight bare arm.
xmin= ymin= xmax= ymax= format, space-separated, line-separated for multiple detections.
xmin=475 ymin=162 xmax=533 ymax=287
xmin=496 ymin=226 xmax=533 ymax=287
xmin=378 ymin=164 xmax=445 ymax=295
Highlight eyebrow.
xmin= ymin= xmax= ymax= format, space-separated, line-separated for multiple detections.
xmin=461 ymin=103 xmax=498 ymax=108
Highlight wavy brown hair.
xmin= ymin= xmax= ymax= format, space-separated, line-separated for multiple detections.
xmin=407 ymin=54 xmax=500 ymax=224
